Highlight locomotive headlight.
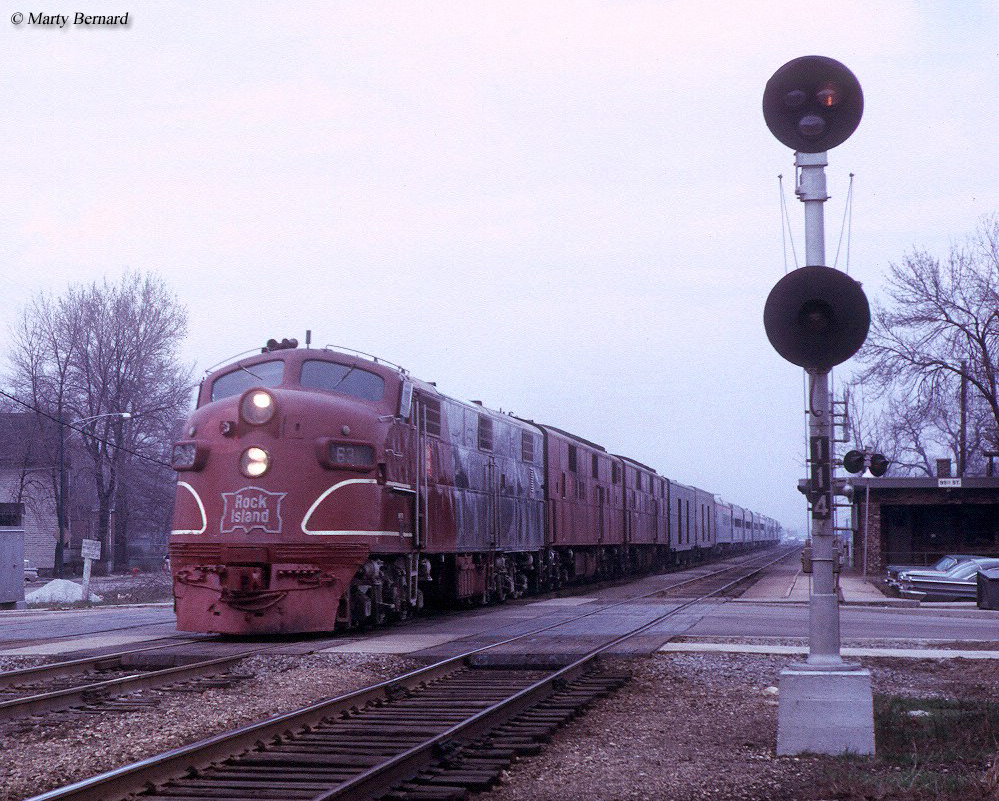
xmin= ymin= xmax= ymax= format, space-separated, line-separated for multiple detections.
xmin=240 ymin=390 xmax=276 ymax=426
xmin=240 ymin=446 xmax=271 ymax=478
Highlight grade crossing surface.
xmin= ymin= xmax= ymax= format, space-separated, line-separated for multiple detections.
xmin=25 ymin=550 xmax=784 ymax=801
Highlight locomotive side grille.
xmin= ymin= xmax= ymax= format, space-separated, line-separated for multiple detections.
xmin=171 ymin=541 xmax=368 ymax=565
xmin=271 ymin=543 xmax=355 ymax=560
xmin=422 ymin=398 xmax=442 ymax=436
xmin=273 ymin=543 xmax=370 ymax=566
xmin=170 ymin=542 xmax=222 ymax=559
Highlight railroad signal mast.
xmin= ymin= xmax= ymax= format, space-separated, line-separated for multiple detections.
xmin=761 ymin=55 xmax=876 ymax=756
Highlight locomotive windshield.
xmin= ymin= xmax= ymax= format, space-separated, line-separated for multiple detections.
xmin=211 ymin=360 xmax=285 ymax=402
xmin=301 ymin=360 xmax=385 ymax=401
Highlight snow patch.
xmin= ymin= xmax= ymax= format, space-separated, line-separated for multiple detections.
xmin=26 ymin=579 xmax=102 ymax=604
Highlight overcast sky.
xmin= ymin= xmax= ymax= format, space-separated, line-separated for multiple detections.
xmin=4 ymin=2 xmax=997 ymax=531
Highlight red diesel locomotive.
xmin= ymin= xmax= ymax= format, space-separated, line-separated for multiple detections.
xmin=169 ymin=341 xmax=779 ymax=634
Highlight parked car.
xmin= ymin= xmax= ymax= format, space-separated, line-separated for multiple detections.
xmin=897 ymin=558 xmax=999 ymax=602
xmin=23 ymin=559 xmax=38 ymax=582
xmin=885 ymin=554 xmax=986 ymax=592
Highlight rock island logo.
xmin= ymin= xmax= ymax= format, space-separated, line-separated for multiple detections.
xmin=221 ymin=487 xmax=287 ymax=534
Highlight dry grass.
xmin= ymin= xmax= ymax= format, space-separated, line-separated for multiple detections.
xmin=814 ymin=694 xmax=999 ymax=800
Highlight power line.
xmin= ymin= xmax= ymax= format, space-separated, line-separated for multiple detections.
xmin=0 ymin=387 xmax=172 ymax=469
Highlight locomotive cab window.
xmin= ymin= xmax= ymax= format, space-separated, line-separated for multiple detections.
xmin=301 ymin=361 xmax=385 ymax=401
xmin=211 ymin=360 xmax=285 ymax=402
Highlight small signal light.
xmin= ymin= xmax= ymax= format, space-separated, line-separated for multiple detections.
xmin=784 ymin=89 xmax=808 ymax=109
xmin=869 ymin=454 xmax=889 ymax=477
xmin=842 ymin=450 xmax=865 ymax=474
xmin=815 ymin=81 xmax=843 ymax=108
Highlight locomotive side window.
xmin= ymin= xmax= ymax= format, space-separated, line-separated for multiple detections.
xmin=211 ymin=360 xmax=284 ymax=402
xmin=301 ymin=360 xmax=385 ymax=401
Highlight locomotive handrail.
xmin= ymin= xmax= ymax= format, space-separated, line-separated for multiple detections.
xmin=322 ymin=344 xmax=409 ymax=374
xmin=201 ymin=348 xmax=267 ymax=375
xmin=200 ymin=345 xmax=411 ymax=377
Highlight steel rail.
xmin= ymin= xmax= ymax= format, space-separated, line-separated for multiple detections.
xmin=0 ymin=650 xmax=265 ymax=718
xmin=27 ymin=546 xmax=792 ymax=801
xmin=0 ymin=638 xmax=207 ymax=690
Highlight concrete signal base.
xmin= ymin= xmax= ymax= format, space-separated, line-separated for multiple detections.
xmin=777 ymin=666 xmax=876 ymax=756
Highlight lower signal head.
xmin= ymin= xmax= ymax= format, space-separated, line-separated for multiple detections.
xmin=763 ymin=265 xmax=870 ymax=372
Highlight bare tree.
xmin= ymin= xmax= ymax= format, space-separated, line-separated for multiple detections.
xmin=853 ymin=215 xmax=999 ymax=475
xmin=8 ymin=272 xmax=193 ymax=572
xmin=8 ymin=293 xmax=84 ymax=575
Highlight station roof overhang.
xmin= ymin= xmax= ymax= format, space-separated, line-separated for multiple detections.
xmin=848 ymin=477 xmax=999 ymax=506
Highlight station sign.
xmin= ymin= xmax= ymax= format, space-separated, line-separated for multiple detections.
xmin=80 ymin=538 xmax=101 ymax=561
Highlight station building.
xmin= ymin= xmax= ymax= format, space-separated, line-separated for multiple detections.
xmin=849 ymin=461 xmax=999 ymax=574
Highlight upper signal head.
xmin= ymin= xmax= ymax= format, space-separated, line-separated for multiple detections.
xmin=763 ymin=56 xmax=863 ymax=153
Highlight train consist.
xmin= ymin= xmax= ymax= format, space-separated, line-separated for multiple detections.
xmin=169 ymin=342 xmax=781 ymax=634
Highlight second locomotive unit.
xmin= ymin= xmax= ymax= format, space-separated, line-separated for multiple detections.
xmin=169 ymin=341 xmax=780 ymax=634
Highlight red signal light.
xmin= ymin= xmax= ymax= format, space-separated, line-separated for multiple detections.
xmin=815 ymin=81 xmax=843 ymax=107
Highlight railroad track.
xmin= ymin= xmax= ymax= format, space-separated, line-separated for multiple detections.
xmin=28 ymin=547 xmax=792 ymax=801
xmin=0 ymin=638 xmax=209 ymax=695
xmin=0 ymin=645 xmax=262 ymax=721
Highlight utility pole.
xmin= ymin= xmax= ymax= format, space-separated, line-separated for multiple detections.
xmin=55 ymin=414 xmax=67 ymax=579
xmin=960 ymin=360 xmax=968 ymax=477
